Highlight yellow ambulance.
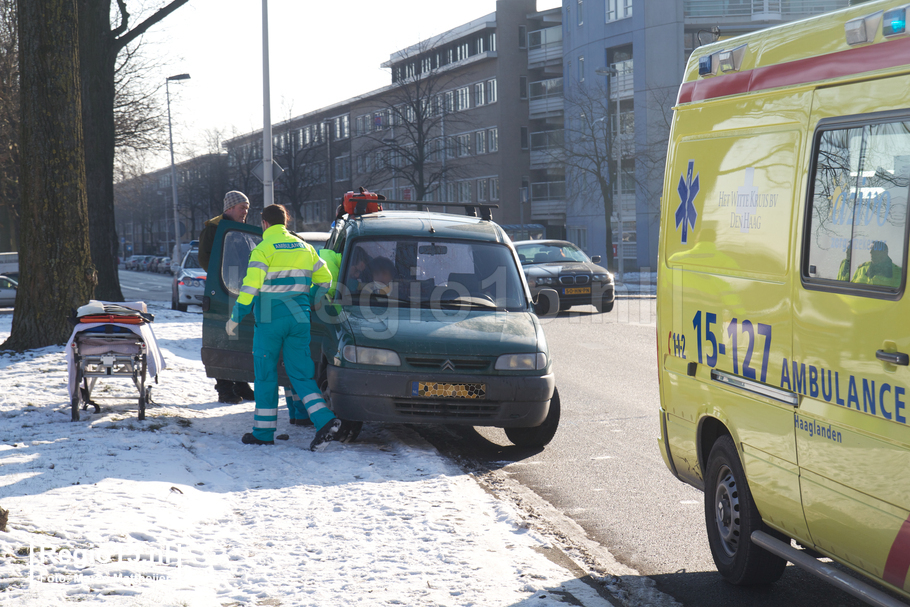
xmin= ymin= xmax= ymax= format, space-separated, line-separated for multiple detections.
xmin=657 ymin=2 xmax=910 ymax=603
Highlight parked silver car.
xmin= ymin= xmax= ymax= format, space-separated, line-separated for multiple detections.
xmin=0 ymin=275 xmax=16 ymax=307
xmin=171 ymin=249 xmax=205 ymax=312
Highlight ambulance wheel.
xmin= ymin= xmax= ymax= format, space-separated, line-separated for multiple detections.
xmin=505 ymin=387 xmax=560 ymax=448
xmin=704 ymin=435 xmax=787 ymax=585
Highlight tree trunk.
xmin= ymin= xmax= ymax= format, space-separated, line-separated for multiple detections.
xmin=79 ymin=0 xmax=123 ymax=301
xmin=4 ymin=0 xmax=95 ymax=350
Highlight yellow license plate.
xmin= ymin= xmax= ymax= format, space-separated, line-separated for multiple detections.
xmin=564 ymin=287 xmax=591 ymax=295
xmin=412 ymin=382 xmax=486 ymax=399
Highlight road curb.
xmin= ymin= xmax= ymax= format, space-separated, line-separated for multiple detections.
xmin=471 ymin=467 xmax=682 ymax=607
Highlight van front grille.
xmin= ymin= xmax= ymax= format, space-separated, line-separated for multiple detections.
xmin=394 ymin=401 xmax=500 ymax=418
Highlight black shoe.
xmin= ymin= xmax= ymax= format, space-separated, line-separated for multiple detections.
xmin=336 ymin=420 xmax=363 ymax=444
xmin=241 ymin=433 xmax=274 ymax=445
xmin=309 ymin=418 xmax=342 ymax=452
xmin=218 ymin=392 xmax=242 ymax=404
xmin=234 ymin=382 xmax=255 ymax=401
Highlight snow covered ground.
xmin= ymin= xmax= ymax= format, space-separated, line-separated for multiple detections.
xmin=0 ymin=304 xmax=663 ymax=607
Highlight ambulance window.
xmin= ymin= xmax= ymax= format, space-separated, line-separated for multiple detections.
xmin=804 ymin=120 xmax=910 ymax=294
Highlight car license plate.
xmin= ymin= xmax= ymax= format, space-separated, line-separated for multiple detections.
xmin=412 ymin=381 xmax=486 ymax=399
xmin=564 ymin=287 xmax=591 ymax=295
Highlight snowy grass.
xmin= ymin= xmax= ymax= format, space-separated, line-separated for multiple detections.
xmin=0 ymin=304 xmax=610 ymax=606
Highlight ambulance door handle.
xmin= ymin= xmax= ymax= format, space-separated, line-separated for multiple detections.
xmin=876 ymin=350 xmax=909 ymax=366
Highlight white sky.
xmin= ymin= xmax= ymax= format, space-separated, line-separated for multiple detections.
xmin=143 ymin=0 xmax=561 ymax=170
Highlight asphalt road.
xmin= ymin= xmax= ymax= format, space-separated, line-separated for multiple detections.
xmin=119 ymin=268 xmax=178 ymax=304
xmin=415 ymin=298 xmax=907 ymax=607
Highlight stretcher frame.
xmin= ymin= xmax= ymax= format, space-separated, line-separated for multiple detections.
xmin=69 ymin=329 xmax=153 ymax=421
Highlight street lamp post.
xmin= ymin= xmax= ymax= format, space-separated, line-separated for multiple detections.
xmin=595 ymin=65 xmax=621 ymax=278
xmin=166 ymin=73 xmax=190 ymax=263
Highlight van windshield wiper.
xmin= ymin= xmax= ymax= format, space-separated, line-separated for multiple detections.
xmin=433 ymin=296 xmax=499 ymax=310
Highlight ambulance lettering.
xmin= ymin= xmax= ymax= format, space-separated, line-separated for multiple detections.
xmin=781 ymin=359 xmax=908 ymax=425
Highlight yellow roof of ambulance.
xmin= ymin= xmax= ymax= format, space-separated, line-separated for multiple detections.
xmin=680 ymin=0 xmax=910 ymax=102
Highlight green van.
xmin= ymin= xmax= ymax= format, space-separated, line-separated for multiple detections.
xmin=201 ymin=208 xmax=560 ymax=447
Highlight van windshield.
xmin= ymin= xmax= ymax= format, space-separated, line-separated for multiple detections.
xmin=340 ymin=239 xmax=527 ymax=311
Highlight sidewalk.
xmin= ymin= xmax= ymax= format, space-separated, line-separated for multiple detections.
xmin=0 ymin=306 xmax=669 ymax=607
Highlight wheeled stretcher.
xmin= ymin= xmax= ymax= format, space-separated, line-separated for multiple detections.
xmin=65 ymin=301 xmax=165 ymax=421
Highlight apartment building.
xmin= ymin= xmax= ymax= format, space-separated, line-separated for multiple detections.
xmin=562 ymin=0 xmax=851 ymax=270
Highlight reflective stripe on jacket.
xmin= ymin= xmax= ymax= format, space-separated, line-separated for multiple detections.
xmin=230 ymin=225 xmax=333 ymax=323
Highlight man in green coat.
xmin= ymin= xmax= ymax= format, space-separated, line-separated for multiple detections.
xmin=198 ymin=190 xmax=255 ymax=404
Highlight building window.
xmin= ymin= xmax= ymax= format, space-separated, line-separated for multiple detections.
xmin=334 ymin=156 xmax=350 ymax=181
xmin=445 ymin=91 xmax=455 ymax=113
xmin=477 ymin=36 xmax=486 ymax=54
xmin=567 ymin=226 xmax=588 ymax=251
xmin=490 ymin=32 xmax=497 ymax=52
xmin=455 ymin=134 xmax=471 ymax=157
xmin=455 ymin=86 xmax=470 ymax=111
xmin=488 ymin=128 xmax=499 ymax=152
xmin=607 ymin=0 xmax=632 ymax=22
xmin=475 ymin=82 xmax=486 ymax=107
xmin=490 ymin=177 xmax=500 ymax=200
xmin=519 ymin=76 xmax=528 ymax=100
xmin=520 ymin=126 xmax=529 ymax=150
xmin=487 ymin=78 xmax=497 ymax=103
xmin=578 ymin=0 xmax=584 ymax=25
xmin=476 ymin=130 xmax=487 ymax=154
xmin=335 ymin=115 xmax=350 ymax=139
xmin=457 ymin=181 xmax=472 ymax=203
xmin=478 ymin=179 xmax=489 ymax=201
xmin=446 ymin=183 xmax=456 ymax=202
xmin=578 ymin=55 xmax=585 ymax=82
xmin=518 ymin=25 xmax=527 ymax=49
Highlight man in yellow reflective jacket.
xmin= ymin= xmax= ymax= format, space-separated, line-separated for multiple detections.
xmin=852 ymin=240 xmax=902 ymax=288
xmin=226 ymin=204 xmax=342 ymax=450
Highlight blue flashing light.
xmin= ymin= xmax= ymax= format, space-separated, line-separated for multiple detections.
xmin=884 ymin=8 xmax=906 ymax=36
xmin=698 ymin=55 xmax=713 ymax=76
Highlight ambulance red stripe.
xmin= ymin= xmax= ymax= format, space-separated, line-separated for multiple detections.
xmin=678 ymin=36 xmax=910 ymax=104
xmin=883 ymin=514 xmax=910 ymax=589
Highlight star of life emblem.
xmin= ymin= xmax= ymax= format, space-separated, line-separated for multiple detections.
xmin=675 ymin=160 xmax=700 ymax=244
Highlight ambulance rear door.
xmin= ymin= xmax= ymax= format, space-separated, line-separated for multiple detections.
xmin=796 ymin=78 xmax=910 ymax=592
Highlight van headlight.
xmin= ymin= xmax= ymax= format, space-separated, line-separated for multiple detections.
xmin=495 ymin=353 xmax=548 ymax=370
xmin=342 ymin=346 xmax=401 ymax=366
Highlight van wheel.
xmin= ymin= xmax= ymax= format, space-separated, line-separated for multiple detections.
xmin=504 ymin=387 xmax=560 ymax=448
xmin=705 ymin=435 xmax=787 ymax=585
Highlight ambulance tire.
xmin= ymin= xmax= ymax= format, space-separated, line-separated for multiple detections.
xmin=505 ymin=387 xmax=560 ymax=448
xmin=704 ymin=435 xmax=787 ymax=585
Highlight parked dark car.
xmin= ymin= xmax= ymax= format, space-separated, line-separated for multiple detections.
xmin=513 ymin=239 xmax=614 ymax=313
xmin=200 ymin=209 xmax=561 ymax=448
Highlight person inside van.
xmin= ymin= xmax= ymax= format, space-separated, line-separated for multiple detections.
xmin=365 ymin=256 xmax=396 ymax=296
xmin=852 ymin=240 xmax=901 ymax=287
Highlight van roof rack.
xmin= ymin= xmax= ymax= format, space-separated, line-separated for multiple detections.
xmin=379 ymin=201 xmax=499 ymax=221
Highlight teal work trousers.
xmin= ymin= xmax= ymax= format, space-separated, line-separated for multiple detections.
xmin=251 ymin=315 xmax=333 ymax=441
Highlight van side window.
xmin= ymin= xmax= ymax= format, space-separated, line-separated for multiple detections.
xmin=804 ymin=120 xmax=910 ymax=293
xmin=221 ymin=230 xmax=261 ymax=296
